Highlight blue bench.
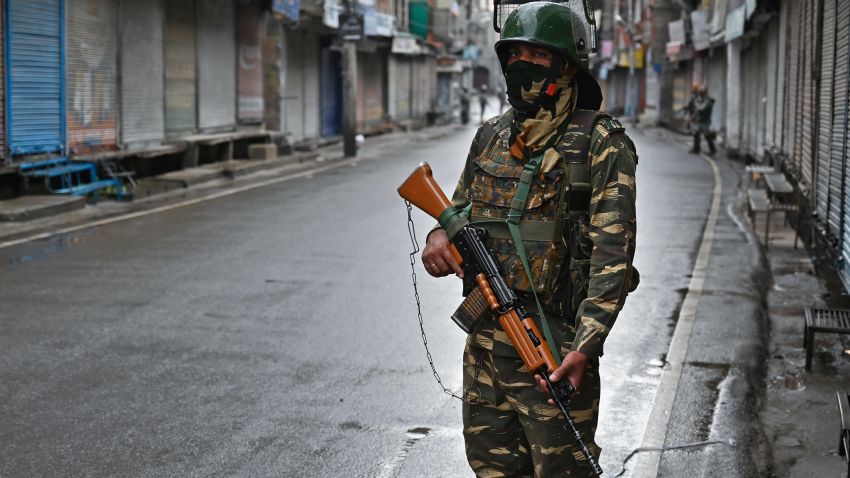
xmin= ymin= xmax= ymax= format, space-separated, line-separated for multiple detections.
xmin=19 ymin=157 xmax=124 ymax=202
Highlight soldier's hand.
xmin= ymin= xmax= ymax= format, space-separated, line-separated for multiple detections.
xmin=535 ymin=351 xmax=588 ymax=404
xmin=422 ymin=228 xmax=464 ymax=278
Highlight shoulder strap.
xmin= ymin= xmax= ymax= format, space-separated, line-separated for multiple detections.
xmin=561 ymin=110 xmax=619 ymax=220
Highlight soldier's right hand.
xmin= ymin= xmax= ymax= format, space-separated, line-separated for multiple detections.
xmin=422 ymin=228 xmax=464 ymax=278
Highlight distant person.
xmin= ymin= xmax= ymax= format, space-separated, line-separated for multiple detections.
xmin=497 ymin=86 xmax=507 ymax=113
xmin=478 ymin=84 xmax=489 ymax=122
xmin=459 ymin=87 xmax=471 ymax=125
xmin=687 ymin=84 xmax=716 ymax=155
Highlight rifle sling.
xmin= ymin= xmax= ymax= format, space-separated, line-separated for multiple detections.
xmin=505 ymin=150 xmax=562 ymax=366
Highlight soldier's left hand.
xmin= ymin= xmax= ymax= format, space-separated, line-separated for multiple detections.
xmin=535 ymin=351 xmax=588 ymax=404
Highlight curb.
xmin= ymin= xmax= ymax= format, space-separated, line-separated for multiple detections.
xmin=0 ymin=124 xmax=462 ymax=248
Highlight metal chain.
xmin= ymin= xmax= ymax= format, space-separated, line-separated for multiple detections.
xmin=405 ymin=200 xmax=483 ymax=403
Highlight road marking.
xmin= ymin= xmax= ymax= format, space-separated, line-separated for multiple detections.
xmin=0 ymin=158 xmax=358 ymax=251
xmin=631 ymin=153 xmax=722 ymax=477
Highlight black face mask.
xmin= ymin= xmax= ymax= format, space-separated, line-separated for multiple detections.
xmin=504 ymin=60 xmax=562 ymax=116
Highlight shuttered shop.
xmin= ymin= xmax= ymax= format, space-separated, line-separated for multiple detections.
xmin=830 ymin=0 xmax=848 ymax=241
xmin=282 ymin=29 xmax=320 ymax=144
xmin=357 ymin=49 xmax=388 ymax=132
xmin=799 ymin=0 xmax=816 ymax=189
xmin=197 ymin=0 xmax=236 ymax=132
xmin=164 ymin=0 xmax=196 ymax=137
xmin=393 ymin=56 xmax=412 ymax=121
xmin=839 ymin=1 xmax=850 ymax=287
xmin=817 ymin=0 xmax=836 ymax=235
xmin=0 ymin=0 xmax=5 ymax=162
xmin=784 ymin=0 xmax=801 ymax=157
xmin=120 ymin=0 xmax=164 ymax=147
xmin=237 ymin=2 xmax=264 ymax=124
xmin=66 ymin=0 xmax=119 ymax=155
xmin=7 ymin=0 xmax=64 ymax=156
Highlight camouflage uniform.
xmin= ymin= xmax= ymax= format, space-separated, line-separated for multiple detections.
xmin=448 ymin=111 xmax=638 ymax=477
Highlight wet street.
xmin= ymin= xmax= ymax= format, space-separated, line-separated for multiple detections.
xmin=0 ymin=109 xmax=718 ymax=477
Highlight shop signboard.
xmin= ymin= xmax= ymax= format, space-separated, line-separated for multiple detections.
xmin=273 ymin=0 xmax=300 ymax=22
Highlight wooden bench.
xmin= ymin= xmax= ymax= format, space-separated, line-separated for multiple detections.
xmin=838 ymin=391 xmax=849 ymax=476
xmin=804 ymin=308 xmax=850 ymax=371
xmin=745 ymin=164 xmax=775 ymax=183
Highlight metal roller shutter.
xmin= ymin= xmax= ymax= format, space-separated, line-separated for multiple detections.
xmin=838 ymin=1 xmax=850 ymax=287
xmin=237 ymin=1 xmax=264 ymax=124
xmin=164 ymin=0 xmax=196 ymax=137
xmin=799 ymin=0 xmax=816 ymax=189
xmin=319 ymin=39 xmax=342 ymax=137
xmin=197 ymin=0 xmax=236 ymax=132
xmin=833 ymin=0 xmax=850 ymax=240
xmin=784 ymin=0 xmax=801 ymax=156
xmin=817 ymin=0 xmax=836 ymax=232
xmin=395 ymin=56 xmax=411 ymax=121
xmin=120 ymin=0 xmax=164 ymax=147
xmin=356 ymin=49 xmax=387 ymax=131
xmin=7 ymin=0 xmax=64 ymax=157
xmin=66 ymin=0 xmax=119 ymax=155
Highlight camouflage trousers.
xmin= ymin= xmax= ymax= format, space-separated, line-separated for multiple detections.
xmin=462 ymin=344 xmax=601 ymax=478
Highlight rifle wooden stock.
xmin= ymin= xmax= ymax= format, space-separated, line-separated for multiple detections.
xmin=398 ymin=162 xmax=463 ymax=266
xmin=476 ymin=275 xmax=557 ymax=374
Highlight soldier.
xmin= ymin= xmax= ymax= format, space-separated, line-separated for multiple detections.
xmin=687 ymin=84 xmax=716 ymax=155
xmin=421 ymin=2 xmax=638 ymax=476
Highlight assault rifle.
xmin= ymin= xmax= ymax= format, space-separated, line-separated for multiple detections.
xmin=398 ymin=162 xmax=603 ymax=477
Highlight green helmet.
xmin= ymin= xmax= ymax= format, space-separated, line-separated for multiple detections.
xmin=495 ymin=1 xmax=602 ymax=110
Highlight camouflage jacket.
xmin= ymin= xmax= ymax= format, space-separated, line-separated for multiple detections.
xmin=445 ymin=111 xmax=637 ymax=359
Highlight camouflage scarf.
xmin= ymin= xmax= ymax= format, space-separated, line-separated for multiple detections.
xmin=508 ymin=71 xmax=578 ymax=173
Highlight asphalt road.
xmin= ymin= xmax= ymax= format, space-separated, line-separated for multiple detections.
xmin=0 ymin=109 xmax=717 ymax=477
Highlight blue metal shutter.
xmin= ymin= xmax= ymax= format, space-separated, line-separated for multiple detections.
xmin=6 ymin=0 xmax=64 ymax=157
xmin=0 ymin=0 xmax=6 ymax=163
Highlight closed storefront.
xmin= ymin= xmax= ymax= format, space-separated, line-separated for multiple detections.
xmin=411 ymin=56 xmax=433 ymax=120
xmin=783 ymin=0 xmax=802 ymax=157
xmin=319 ymin=38 xmax=342 ymax=137
xmin=197 ymin=0 xmax=237 ymax=132
xmin=66 ymin=0 xmax=119 ymax=155
xmin=7 ymin=0 xmax=65 ymax=157
xmin=282 ymin=28 xmax=320 ymax=145
xmin=237 ymin=1 xmax=264 ymax=124
xmin=120 ymin=0 xmax=164 ymax=147
xmin=392 ymin=56 xmax=412 ymax=121
xmin=839 ymin=1 xmax=850 ymax=287
xmin=798 ymin=0 xmax=817 ymax=189
xmin=816 ymin=0 xmax=837 ymax=235
xmin=706 ymin=49 xmax=725 ymax=137
xmin=164 ymin=0 xmax=196 ymax=137
xmin=0 ymin=0 xmax=6 ymax=162
xmin=356 ymin=48 xmax=388 ymax=132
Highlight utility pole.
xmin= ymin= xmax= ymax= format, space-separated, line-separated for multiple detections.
xmin=340 ymin=1 xmax=361 ymax=158
xmin=342 ymin=41 xmax=358 ymax=157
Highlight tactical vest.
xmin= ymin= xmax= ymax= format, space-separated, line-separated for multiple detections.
xmin=467 ymin=109 xmax=637 ymax=321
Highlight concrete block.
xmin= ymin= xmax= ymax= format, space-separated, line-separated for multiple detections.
xmin=248 ymin=143 xmax=278 ymax=160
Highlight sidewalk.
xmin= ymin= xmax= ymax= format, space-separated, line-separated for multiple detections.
xmin=0 ymin=124 xmax=461 ymax=246
xmin=644 ymin=125 xmax=849 ymax=477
